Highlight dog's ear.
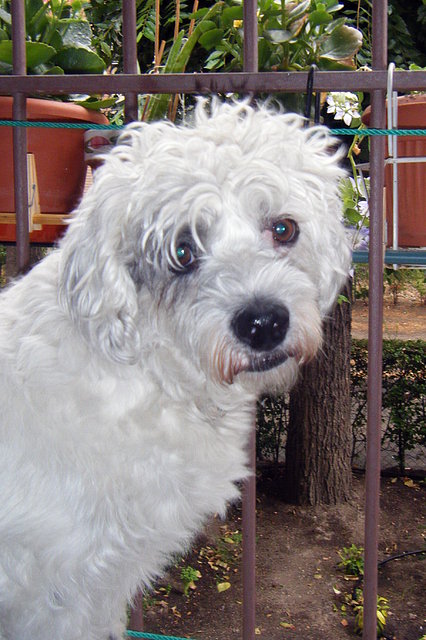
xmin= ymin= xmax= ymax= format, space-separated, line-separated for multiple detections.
xmin=58 ymin=184 xmax=141 ymax=365
xmin=299 ymin=126 xmax=352 ymax=317
xmin=316 ymin=218 xmax=351 ymax=317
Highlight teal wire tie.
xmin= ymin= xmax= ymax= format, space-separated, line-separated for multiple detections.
xmin=126 ymin=632 xmax=196 ymax=640
xmin=0 ymin=120 xmax=425 ymax=136
xmin=330 ymin=128 xmax=426 ymax=136
xmin=0 ymin=120 xmax=121 ymax=130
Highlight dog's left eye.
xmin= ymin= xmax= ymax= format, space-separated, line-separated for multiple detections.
xmin=176 ymin=243 xmax=195 ymax=268
xmin=272 ymin=218 xmax=299 ymax=245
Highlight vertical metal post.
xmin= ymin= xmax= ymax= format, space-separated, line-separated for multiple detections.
xmin=123 ymin=1 xmax=143 ymax=633
xmin=363 ymin=0 xmax=387 ymax=638
xmin=241 ymin=2 xmax=258 ymax=637
xmin=243 ymin=0 xmax=258 ymax=74
xmin=122 ymin=0 xmax=139 ymax=122
xmin=128 ymin=590 xmax=144 ymax=634
xmin=242 ymin=423 xmax=257 ymax=640
xmin=11 ymin=0 xmax=30 ymax=273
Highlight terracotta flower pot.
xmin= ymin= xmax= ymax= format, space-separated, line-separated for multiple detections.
xmin=362 ymin=94 xmax=426 ymax=248
xmin=0 ymin=97 xmax=108 ymax=243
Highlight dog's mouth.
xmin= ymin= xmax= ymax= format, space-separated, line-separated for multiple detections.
xmin=244 ymin=350 xmax=289 ymax=373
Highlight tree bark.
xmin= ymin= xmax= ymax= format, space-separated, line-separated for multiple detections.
xmin=284 ymin=281 xmax=353 ymax=505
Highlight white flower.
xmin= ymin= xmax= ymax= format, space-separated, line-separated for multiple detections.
xmin=326 ymin=92 xmax=361 ymax=126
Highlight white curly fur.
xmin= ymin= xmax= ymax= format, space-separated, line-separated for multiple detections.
xmin=0 ymin=99 xmax=351 ymax=640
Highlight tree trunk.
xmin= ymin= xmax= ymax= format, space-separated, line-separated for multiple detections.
xmin=284 ymin=281 xmax=352 ymax=505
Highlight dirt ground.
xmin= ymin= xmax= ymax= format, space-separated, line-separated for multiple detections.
xmin=351 ymin=299 xmax=426 ymax=341
xmin=140 ymin=299 xmax=425 ymax=640
xmin=143 ymin=474 xmax=425 ymax=640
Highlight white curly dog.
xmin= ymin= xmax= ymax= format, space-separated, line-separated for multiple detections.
xmin=0 ymin=100 xmax=350 ymax=640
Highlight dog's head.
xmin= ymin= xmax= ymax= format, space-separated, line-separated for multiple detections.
xmin=59 ymin=99 xmax=351 ymax=392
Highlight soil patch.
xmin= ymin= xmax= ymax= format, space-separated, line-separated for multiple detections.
xmin=143 ymin=475 xmax=425 ymax=640
xmin=351 ymin=299 xmax=426 ymax=341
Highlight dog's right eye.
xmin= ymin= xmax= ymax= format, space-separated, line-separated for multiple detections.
xmin=176 ymin=243 xmax=195 ymax=269
xmin=272 ymin=218 xmax=299 ymax=245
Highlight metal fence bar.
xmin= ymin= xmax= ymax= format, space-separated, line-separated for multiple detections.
xmin=122 ymin=2 xmax=144 ymax=632
xmin=363 ymin=0 xmax=388 ymax=638
xmin=11 ymin=0 xmax=29 ymax=273
xmin=122 ymin=0 xmax=139 ymax=122
xmin=1 ymin=70 xmax=425 ymax=96
xmin=241 ymin=1 xmax=258 ymax=639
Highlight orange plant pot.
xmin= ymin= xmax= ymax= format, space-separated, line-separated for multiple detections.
xmin=0 ymin=97 xmax=108 ymax=244
xmin=362 ymin=94 xmax=426 ymax=248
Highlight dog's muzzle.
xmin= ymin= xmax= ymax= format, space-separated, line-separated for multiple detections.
xmin=231 ymin=300 xmax=290 ymax=372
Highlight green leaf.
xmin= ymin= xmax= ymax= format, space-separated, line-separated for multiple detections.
xmin=0 ymin=40 xmax=56 ymax=69
xmin=42 ymin=65 xmax=65 ymax=75
xmin=189 ymin=8 xmax=209 ymax=20
xmin=317 ymin=57 xmax=355 ymax=70
xmin=287 ymin=0 xmax=311 ymax=22
xmin=74 ymin=96 xmax=117 ymax=110
xmin=164 ymin=31 xmax=185 ymax=72
xmin=309 ymin=9 xmax=333 ymax=26
xmin=198 ymin=20 xmax=218 ymax=34
xmin=0 ymin=8 xmax=11 ymax=28
xmin=26 ymin=0 xmax=45 ymax=22
xmin=320 ymin=24 xmax=362 ymax=61
xmin=263 ymin=29 xmax=293 ymax=43
xmin=198 ymin=28 xmax=225 ymax=51
xmin=58 ymin=19 xmax=93 ymax=49
xmin=221 ymin=6 xmax=244 ymax=28
xmin=53 ymin=46 xmax=106 ymax=73
xmin=258 ymin=37 xmax=272 ymax=67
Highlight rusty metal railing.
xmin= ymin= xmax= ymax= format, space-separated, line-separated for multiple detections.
xmin=3 ymin=1 xmax=426 ymax=639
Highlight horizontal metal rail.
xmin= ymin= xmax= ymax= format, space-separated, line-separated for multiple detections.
xmin=353 ymin=249 xmax=426 ymax=266
xmin=0 ymin=70 xmax=425 ymax=96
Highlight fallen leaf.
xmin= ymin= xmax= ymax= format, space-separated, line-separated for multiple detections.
xmin=403 ymin=478 xmax=415 ymax=488
xmin=341 ymin=619 xmax=349 ymax=627
xmin=255 ymin=628 xmax=261 ymax=635
xmin=333 ymin=585 xmax=342 ymax=595
xmin=280 ymin=622 xmax=296 ymax=630
xmin=217 ymin=581 xmax=231 ymax=593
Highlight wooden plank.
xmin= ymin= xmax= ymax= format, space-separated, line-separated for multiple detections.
xmin=0 ymin=213 xmax=70 ymax=225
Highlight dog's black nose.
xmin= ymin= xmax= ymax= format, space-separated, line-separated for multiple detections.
xmin=231 ymin=301 xmax=289 ymax=351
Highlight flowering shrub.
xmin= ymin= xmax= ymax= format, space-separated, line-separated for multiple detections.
xmin=326 ymin=92 xmax=362 ymax=127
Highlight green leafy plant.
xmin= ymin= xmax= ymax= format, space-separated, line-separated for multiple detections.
xmin=338 ymin=543 xmax=364 ymax=576
xmin=407 ymin=269 xmax=426 ymax=305
xmin=352 ymin=264 xmax=369 ymax=302
xmin=343 ymin=0 xmax=425 ymax=68
xmin=0 ymin=0 xmax=113 ymax=108
xmin=0 ymin=0 xmax=106 ymax=74
xmin=194 ymin=0 xmax=362 ymax=73
xmin=351 ymin=339 xmax=426 ymax=474
xmin=180 ymin=565 xmax=201 ymax=596
xmin=353 ymin=592 xmax=390 ymax=637
xmin=141 ymin=1 xmax=224 ymax=122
